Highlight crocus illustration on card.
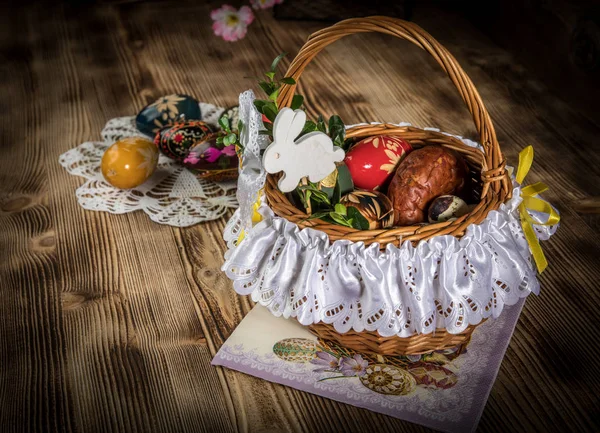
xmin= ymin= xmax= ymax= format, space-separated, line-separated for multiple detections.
xmin=213 ymin=301 xmax=525 ymax=433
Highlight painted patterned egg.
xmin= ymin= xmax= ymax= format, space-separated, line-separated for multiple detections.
xmin=359 ymin=364 xmax=416 ymax=395
xmin=136 ymin=94 xmax=201 ymax=137
xmin=427 ymin=195 xmax=469 ymax=223
xmin=154 ymin=120 xmax=213 ymax=162
xmin=101 ymin=137 xmax=159 ymax=189
xmin=272 ymin=338 xmax=318 ymax=363
xmin=344 ymin=135 xmax=413 ymax=190
xmin=340 ymin=190 xmax=394 ymax=229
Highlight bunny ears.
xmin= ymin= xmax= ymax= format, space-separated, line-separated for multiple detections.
xmin=262 ymin=108 xmax=345 ymax=192
xmin=273 ymin=108 xmax=307 ymax=146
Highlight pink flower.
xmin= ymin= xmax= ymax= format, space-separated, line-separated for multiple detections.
xmin=211 ymin=5 xmax=254 ymax=42
xmin=221 ymin=145 xmax=237 ymax=157
xmin=310 ymin=351 xmax=340 ymax=373
xmin=338 ymin=354 xmax=369 ymax=377
xmin=250 ymin=0 xmax=283 ymax=10
xmin=203 ymin=147 xmax=222 ymax=163
xmin=183 ymin=152 xmax=200 ymax=165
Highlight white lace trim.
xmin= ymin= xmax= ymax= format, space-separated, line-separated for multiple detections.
xmin=222 ymin=97 xmax=558 ymax=336
xmin=236 ymin=90 xmax=270 ymax=233
xmin=59 ymin=103 xmax=238 ymax=227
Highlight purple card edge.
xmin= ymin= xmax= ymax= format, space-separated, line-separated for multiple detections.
xmin=211 ymin=299 xmax=527 ymax=433
xmin=468 ymin=299 xmax=525 ymax=432
xmin=212 ymin=352 xmax=459 ymax=433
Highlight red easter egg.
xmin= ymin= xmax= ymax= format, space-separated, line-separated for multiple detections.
xmin=344 ymin=136 xmax=413 ymax=190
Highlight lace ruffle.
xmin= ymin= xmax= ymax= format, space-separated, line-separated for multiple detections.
xmin=222 ymin=187 xmax=557 ymax=337
xmin=59 ymin=103 xmax=237 ymax=227
xmin=222 ymin=92 xmax=558 ymax=336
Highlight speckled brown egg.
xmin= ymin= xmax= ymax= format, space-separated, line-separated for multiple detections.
xmin=427 ymin=195 xmax=469 ymax=223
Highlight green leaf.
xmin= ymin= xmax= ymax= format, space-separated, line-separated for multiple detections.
xmin=316 ymin=114 xmax=327 ymax=133
xmin=309 ymin=190 xmax=329 ymax=204
xmin=270 ymin=52 xmax=287 ymax=72
xmin=347 ymin=207 xmax=370 ymax=230
xmin=263 ymin=105 xmax=278 ymax=122
xmin=265 ymin=71 xmax=276 ymax=80
xmin=301 ymin=120 xmax=317 ymax=136
xmin=328 ymin=212 xmax=353 ymax=227
xmin=258 ymin=130 xmax=273 ymax=135
xmin=227 ymin=133 xmax=237 ymax=144
xmin=342 ymin=137 xmax=355 ymax=152
xmin=218 ymin=114 xmax=230 ymax=132
xmin=306 ymin=211 xmax=329 ymax=220
xmin=305 ymin=190 xmax=312 ymax=206
xmin=290 ymin=94 xmax=304 ymax=110
xmin=222 ymin=135 xmax=231 ymax=146
xmin=264 ymin=101 xmax=278 ymax=114
xmin=268 ymin=88 xmax=280 ymax=102
xmin=254 ymin=99 xmax=267 ymax=112
xmin=237 ymin=119 xmax=244 ymax=133
xmin=334 ymin=203 xmax=346 ymax=216
xmin=332 ymin=181 xmax=341 ymax=205
xmin=280 ymin=77 xmax=296 ymax=85
xmin=259 ymin=81 xmax=276 ymax=97
xmin=328 ymin=115 xmax=345 ymax=146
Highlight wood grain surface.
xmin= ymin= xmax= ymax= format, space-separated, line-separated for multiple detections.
xmin=1 ymin=1 xmax=599 ymax=432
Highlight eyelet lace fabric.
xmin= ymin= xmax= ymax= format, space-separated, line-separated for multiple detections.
xmin=59 ymin=102 xmax=237 ymax=227
xmin=222 ymin=92 xmax=558 ymax=337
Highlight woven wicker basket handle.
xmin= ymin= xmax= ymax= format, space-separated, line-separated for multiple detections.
xmin=277 ymin=16 xmax=504 ymax=175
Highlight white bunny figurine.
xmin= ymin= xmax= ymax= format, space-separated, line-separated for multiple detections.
xmin=263 ymin=108 xmax=345 ymax=193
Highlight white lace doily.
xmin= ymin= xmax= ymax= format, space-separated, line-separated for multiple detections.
xmin=59 ymin=102 xmax=238 ymax=227
xmin=221 ymin=92 xmax=558 ymax=337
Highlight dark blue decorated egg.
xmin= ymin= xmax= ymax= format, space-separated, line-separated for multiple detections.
xmin=153 ymin=120 xmax=213 ymax=162
xmin=136 ymin=94 xmax=201 ymax=137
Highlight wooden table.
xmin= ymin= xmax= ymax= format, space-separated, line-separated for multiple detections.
xmin=2 ymin=2 xmax=599 ymax=432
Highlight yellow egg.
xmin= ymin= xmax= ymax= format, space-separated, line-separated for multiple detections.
xmin=101 ymin=137 xmax=159 ymax=189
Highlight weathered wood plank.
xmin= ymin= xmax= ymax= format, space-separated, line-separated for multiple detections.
xmin=0 ymin=1 xmax=599 ymax=433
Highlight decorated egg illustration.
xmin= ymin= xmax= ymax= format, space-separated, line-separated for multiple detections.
xmin=101 ymin=137 xmax=159 ymax=189
xmin=359 ymin=364 xmax=416 ymax=396
xmin=154 ymin=120 xmax=213 ymax=162
xmin=427 ymin=195 xmax=469 ymax=223
xmin=344 ymin=135 xmax=412 ymax=190
xmin=340 ymin=190 xmax=394 ymax=229
xmin=136 ymin=94 xmax=201 ymax=137
xmin=408 ymin=363 xmax=458 ymax=389
xmin=272 ymin=338 xmax=318 ymax=363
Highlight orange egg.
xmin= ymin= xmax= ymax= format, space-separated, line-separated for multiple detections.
xmin=101 ymin=137 xmax=159 ymax=189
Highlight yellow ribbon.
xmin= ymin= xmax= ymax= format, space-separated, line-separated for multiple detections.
xmin=236 ymin=189 xmax=264 ymax=245
xmin=516 ymin=146 xmax=560 ymax=273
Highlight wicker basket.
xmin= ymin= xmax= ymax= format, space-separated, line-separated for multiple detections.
xmin=265 ymin=17 xmax=511 ymax=355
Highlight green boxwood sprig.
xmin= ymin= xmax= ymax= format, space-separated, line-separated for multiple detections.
xmin=216 ymin=53 xmax=359 ymax=228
